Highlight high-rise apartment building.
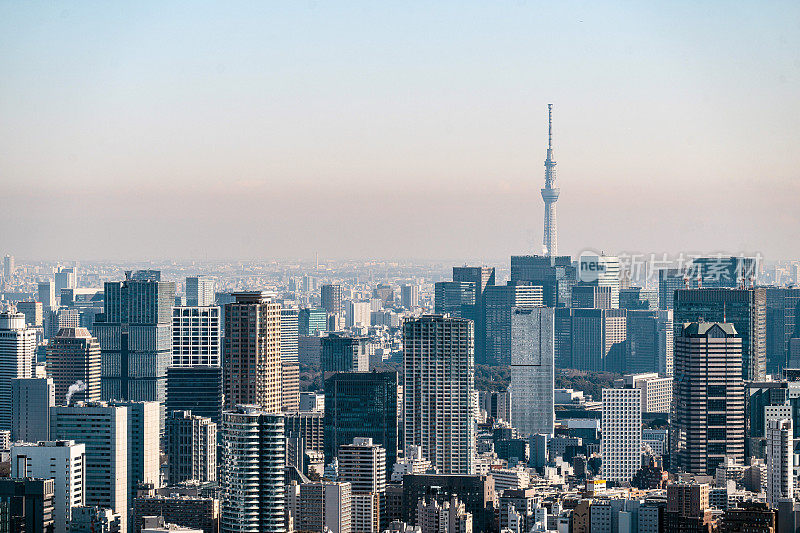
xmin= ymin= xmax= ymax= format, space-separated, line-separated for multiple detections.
xmin=50 ymin=402 xmax=128 ymax=533
xmin=165 ymin=410 xmax=217 ymax=484
xmin=321 ymin=284 xmax=343 ymax=316
xmin=601 ymin=387 xmax=642 ymax=483
xmin=93 ymin=271 xmax=175 ymax=408
xmin=403 ymin=315 xmax=475 ymax=475
xmin=673 ymin=322 xmax=745 ymax=475
xmin=47 ymin=327 xmax=101 ymax=405
xmin=172 ymin=306 xmax=221 ymax=367
xmin=292 ymin=482 xmax=352 ymax=533
xmin=223 ymin=292 xmax=282 ymax=412
xmin=220 ymin=406 xmax=285 ymax=533
xmin=674 ymin=288 xmax=766 ymax=381
xmin=0 ymin=312 xmax=36 ymax=430
xmin=12 ymin=440 xmax=86 ymax=533
xmin=510 ymin=307 xmax=555 ymax=436
xmin=484 ymin=283 xmax=543 ymax=366
xmin=766 ymin=418 xmax=793 ymax=505
xmin=166 ymin=366 xmax=223 ymax=424
xmin=11 ymin=378 xmax=54 ymax=442
xmin=281 ymin=307 xmax=300 ymax=411
xmin=185 ymin=276 xmax=215 ymax=307
xmin=324 ymin=371 xmax=398 ymax=476
xmin=321 ymin=333 xmax=369 ymax=374
xmin=339 ymin=438 xmax=387 ymax=533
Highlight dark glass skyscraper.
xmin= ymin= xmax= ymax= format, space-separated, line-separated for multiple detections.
xmin=692 ymin=256 xmax=757 ymax=289
xmin=765 ymin=288 xmax=800 ymax=373
xmin=510 ymin=255 xmax=575 ymax=308
xmin=451 ymin=266 xmax=494 ymax=366
xmin=94 ymin=270 xmax=175 ymax=407
xmin=166 ymin=365 xmax=223 ymax=424
xmin=323 ymin=370 xmax=398 ymax=476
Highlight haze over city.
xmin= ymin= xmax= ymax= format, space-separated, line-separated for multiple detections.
xmin=2 ymin=1 xmax=799 ymax=261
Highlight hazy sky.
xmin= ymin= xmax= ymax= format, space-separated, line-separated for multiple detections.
xmin=1 ymin=2 xmax=798 ymax=262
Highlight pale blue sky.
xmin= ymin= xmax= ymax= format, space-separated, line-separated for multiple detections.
xmin=1 ymin=2 xmax=798 ymax=261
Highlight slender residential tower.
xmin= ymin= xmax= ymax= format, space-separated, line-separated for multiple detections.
xmin=541 ymin=103 xmax=559 ymax=256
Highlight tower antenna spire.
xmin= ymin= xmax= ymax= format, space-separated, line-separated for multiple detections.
xmin=548 ymin=103 xmax=553 ymax=150
xmin=540 ymin=104 xmax=559 ymax=256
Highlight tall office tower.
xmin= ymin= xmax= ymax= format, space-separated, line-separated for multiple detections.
xmin=673 ymin=322 xmax=745 ymax=475
xmin=166 ymin=366 xmax=223 ymax=424
xmin=484 ymin=283 xmax=543 ymax=366
xmin=165 ymin=410 xmax=217 ymax=484
xmin=571 ymin=284 xmax=612 ymax=309
xmin=220 ymin=406 xmax=285 ymax=533
xmin=540 ymin=103 xmax=559 ymax=256
xmin=510 ymin=308 xmax=555 ymax=437
xmin=345 ymin=301 xmax=371 ymax=328
xmin=223 ymin=292 xmax=282 ymax=412
xmin=626 ymin=310 xmax=673 ymax=376
xmin=452 ymin=266 xmax=495 ymax=366
xmin=416 ymin=496 xmax=473 ymax=533
xmin=321 ymin=333 xmax=369 ymax=374
xmin=403 ymin=315 xmax=475 ymax=475
xmin=185 ymin=276 xmax=215 ymax=307
xmin=339 ymin=438 xmax=387 ymax=533
xmin=401 ymin=285 xmax=419 ymax=309
xmin=321 ymin=284 xmax=344 ymax=316
xmin=601 ymin=386 xmax=642 ymax=483
xmin=281 ymin=307 xmax=300 ymax=411
xmin=0 ymin=478 xmax=55 ymax=533
xmin=299 ymin=308 xmax=327 ymax=335
xmin=0 ymin=312 xmax=35 ymax=430
xmin=293 ymin=482 xmax=352 ymax=533
xmin=107 ymin=401 xmax=159 ymax=510
xmin=659 ymin=268 xmax=689 ymax=310
xmin=619 ymin=287 xmax=658 ymax=311
xmin=3 ymin=254 xmax=14 ymax=279
xmin=93 ymin=271 xmax=175 ymax=408
xmin=324 ymin=371 xmax=398 ymax=476
xmin=578 ymin=254 xmax=621 ymax=308
xmin=692 ymin=256 xmax=757 ymax=288
xmin=172 ymin=306 xmax=221 ymax=367
xmin=553 ymin=308 xmax=573 ymax=369
xmin=54 ymin=267 xmax=77 ymax=299
xmin=12 ymin=440 xmax=86 ymax=533
xmin=38 ymin=281 xmax=56 ymax=310
xmin=17 ymin=301 xmax=44 ymax=328
xmin=766 ymin=288 xmax=800 ymax=372
xmin=11 ymin=378 xmax=54 ymax=442
xmin=511 ymin=255 xmax=576 ymax=308
xmin=766 ymin=418 xmax=793 ymax=504
xmin=50 ymin=402 xmax=128 ymax=532
xmin=568 ymin=308 xmax=627 ymax=372
xmin=434 ymin=281 xmax=476 ymax=318
xmin=674 ymin=288 xmax=767 ymax=381
xmin=47 ymin=327 xmax=101 ymax=405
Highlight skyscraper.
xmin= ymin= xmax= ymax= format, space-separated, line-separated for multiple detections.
xmin=541 ymin=103 xmax=559 ymax=256
xmin=673 ymin=322 xmax=745 ymax=475
xmin=401 ymin=284 xmax=419 ymax=309
xmin=185 ymin=276 xmax=215 ymax=307
xmin=403 ymin=315 xmax=475 ymax=475
xmin=484 ymin=283 xmax=543 ymax=366
xmin=281 ymin=307 xmax=300 ymax=412
xmin=692 ymin=256 xmax=757 ymax=289
xmin=107 ymin=401 xmax=160 ymax=510
xmin=765 ymin=288 xmax=800 ymax=373
xmin=3 ymin=254 xmax=14 ymax=279
xmin=50 ymin=402 xmax=128 ymax=533
xmin=510 ymin=307 xmax=555 ymax=437
xmin=38 ymin=281 xmax=56 ymax=311
xmin=165 ymin=410 xmax=217 ymax=484
xmin=0 ymin=478 xmax=55 ymax=533
xmin=47 ymin=327 xmax=101 ymax=405
xmin=166 ymin=365 xmax=223 ymax=424
xmin=577 ymin=254 xmax=621 ymax=308
xmin=93 ymin=271 xmax=175 ymax=408
xmin=0 ymin=312 xmax=35 ymax=430
xmin=321 ymin=333 xmax=369 ymax=374
xmin=601 ymin=386 xmax=642 ymax=483
xmin=766 ymin=418 xmax=793 ymax=505
xmin=11 ymin=378 xmax=54 ymax=442
xmin=510 ymin=255 xmax=576 ymax=308
xmin=321 ymin=284 xmax=343 ymax=316
xmin=338 ymin=437 xmax=387 ymax=532
xmin=674 ymin=288 xmax=766 ymax=381
xmin=324 ymin=371 xmax=398 ymax=476
xmin=452 ymin=266 xmax=494 ymax=366
xmin=171 ymin=306 xmax=221 ymax=367
xmin=299 ymin=308 xmax=327 ymax=335
xmin=223 ymin=292 xmax=282 ymax=412
xmin=220 ymin=406 xmax=285 ymax=533
xmin=626 ymin=310 xmax=673 ymax=376
xmin=658 ymin=268 xmax=693 ymax=310
xmin=54 ymin=267 xmax=77 ymax=300
xmin=11 ymin=440 xmax=86 ymax=533
xmin=569 ymin=308 xmax=627 ymax=373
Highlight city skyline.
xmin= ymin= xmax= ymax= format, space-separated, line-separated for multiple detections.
xmin=1 ymin=2 xmax=798 ymax=261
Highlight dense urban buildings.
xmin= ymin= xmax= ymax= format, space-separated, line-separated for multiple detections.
xmin=46 ymin=327 xmax=101 ymax=405
xmin=0 ymin=311 xmax=36 ymax=430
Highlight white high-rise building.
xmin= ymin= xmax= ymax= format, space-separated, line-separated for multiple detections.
xmin=510 ymin=307 xmax=555 ymax=436
xmin=403 ymin=315 xmax=475 ymax=475
xmin=38 ymin=281 xmax=56 ymax=310
xmin=578 ymin=254 xmax=621 ymax=308
xmin=621 ymin=373 xmax=673 ymax=414
xmin=108 ymin=400 xmax=160 ymax=508
xmin=11 ymin=377 xmax=54 ymax=442
xmin=220 ymin=406 xmax=285 ymax=533
xmin=185 ymin=276 xmax=215 ymax=307
xmin=767 ymin=418 xmax=793 ymax=504
xmin=12 ymin=440 xmax=86 ymax=533
xmin=0 ymin=312 xmax=36 ymax=431
xmin=601 ymin=387 xmax=642 ymax=483
xmin=172 ymin=306 xmax=222 ymax=367
xmin=50 ymin=402 xmax=128 ymax=533
xmin=294 ymin=481 xmax=352 ymax=533
xmin=280 ymin=307 xmax=300 ymax=365
xmin=339 ymin=437 xmax=386 ymax=533
xmin=345 ymin=301 xmax=372 ymax=328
